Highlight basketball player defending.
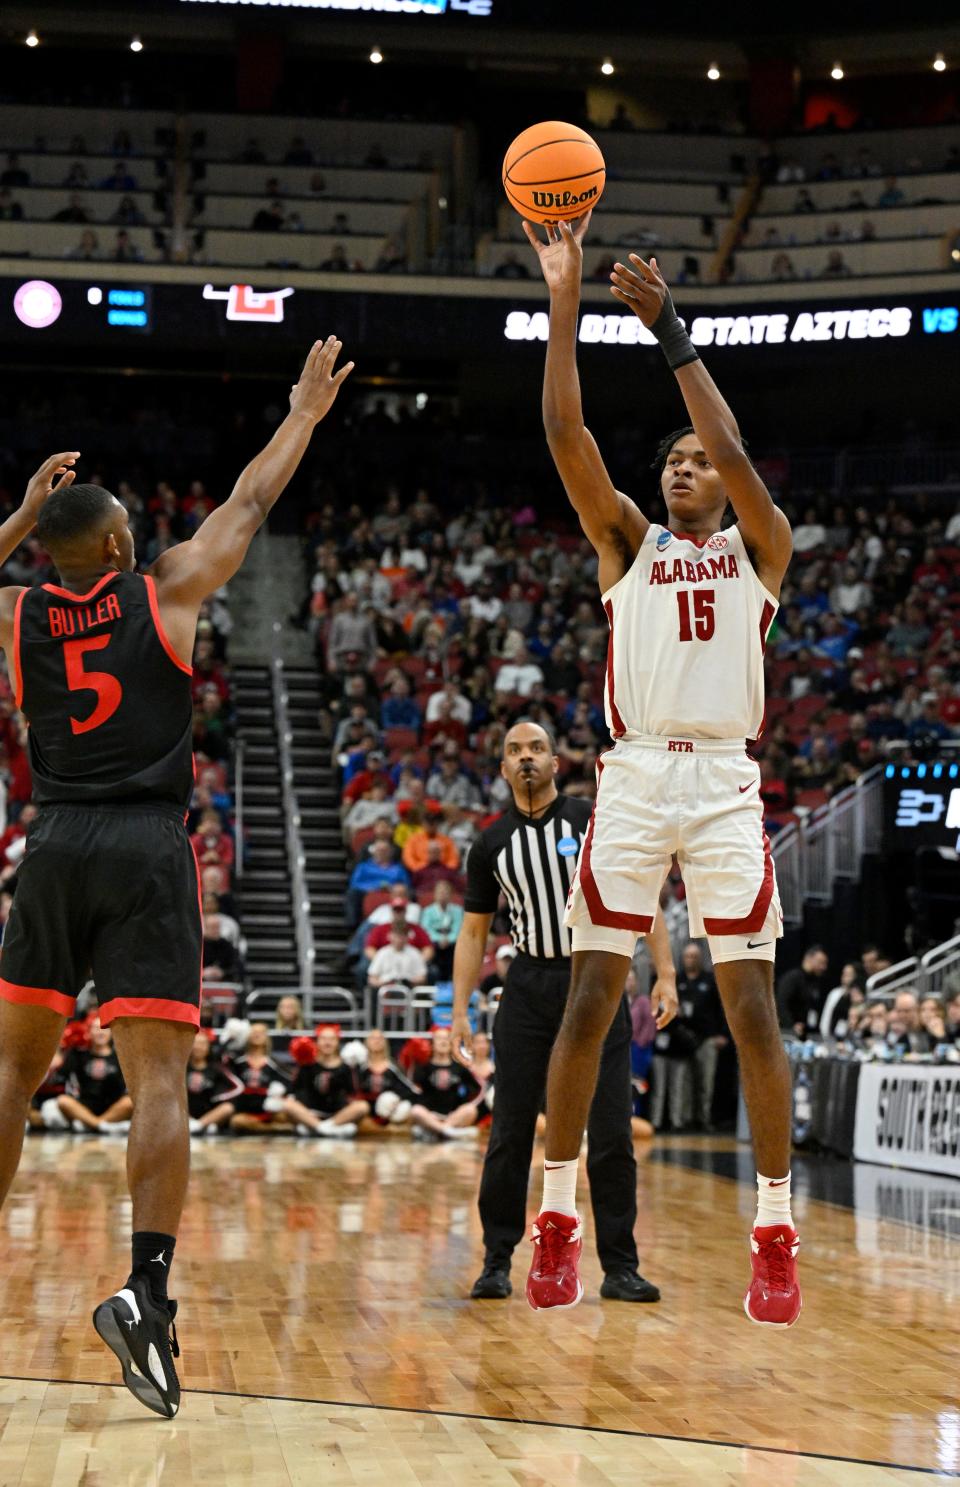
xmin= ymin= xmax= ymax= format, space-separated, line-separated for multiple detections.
xmin=0 ymin=337 xmax=353 ymax=1415
xmin=522 ymin=213 xmax=799 ymax=1326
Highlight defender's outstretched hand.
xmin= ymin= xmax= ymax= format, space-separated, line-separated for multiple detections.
xmin=23 ymin=451 xmax=80 ymax=521
xmin=522 ymin=211 xmax=592 ymax=293
xmin=609 ymin=254 xmax=670 ymax=327
xmin=289 ymin=337 xmax=354 ymax=423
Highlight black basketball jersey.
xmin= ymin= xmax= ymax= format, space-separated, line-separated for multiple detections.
xmin=14 ymin=570 xmax=194 ymax=808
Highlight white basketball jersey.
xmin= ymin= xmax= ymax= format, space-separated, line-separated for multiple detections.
xmin=602 ymin=524 xmax=777 ymax=741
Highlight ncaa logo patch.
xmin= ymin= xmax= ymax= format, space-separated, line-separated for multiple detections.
xmin=706 ymin=534 xmax=728 ymax=551
xmin=656 ymin=530 xmax=672 ymax=551
xmin=556 ymin=835 xmax=580 ymax=858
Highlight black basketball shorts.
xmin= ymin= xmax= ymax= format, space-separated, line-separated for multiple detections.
xmin=0 ymin=802 xmax=203 ymax=1028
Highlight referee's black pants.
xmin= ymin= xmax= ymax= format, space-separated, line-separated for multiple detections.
xmin=478 ymin=954 xmax=638 ymax=1275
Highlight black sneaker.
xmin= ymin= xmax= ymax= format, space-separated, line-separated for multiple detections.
xmin=600 ymin=1269 xmax=661 ymax=1303
xmin=470 ymin=1264 xmax=512 ymax=1299
xmin=92 ymin=1274 xmax=182 ymax=1418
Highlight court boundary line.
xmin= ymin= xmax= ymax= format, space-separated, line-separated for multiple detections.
xmin=1 ymin=1373 xmax=957 ymax=1477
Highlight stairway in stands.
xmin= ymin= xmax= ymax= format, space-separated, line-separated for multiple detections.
xmin=231 ymin=664 xmax=300 ymax=988
xmin=283 ymin=666 xmax=351 ymax=988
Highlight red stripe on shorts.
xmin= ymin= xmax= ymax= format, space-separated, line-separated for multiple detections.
xmin=578 ymin=757 xmax=654 ymax=933
xmin=702 ymin=828 xmax=774 ymax=935
xmin=603 ymin=599 xmax=627 ymax=740
xmin=0 ymin=977 xmax=75 ymax=1017
xmin=97 ymin=997 xmax=201 ymax=1028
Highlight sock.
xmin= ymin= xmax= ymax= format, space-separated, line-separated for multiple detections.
xmin=129 ymin=1231 xmax=176 ymax=1303
xmin=755 ymin=1172 xmax=793 ymax=1231
xmin=541 ymin=1157 xmax=579 ymax=1219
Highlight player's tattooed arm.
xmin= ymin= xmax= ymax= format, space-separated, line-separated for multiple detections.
xmin=610 ymin=254 xmax=791 ymax=593
xmin=150 ymin=338 xmax=353 ymax=605
xmin=523 ymin=215 xmax=646 ymax=589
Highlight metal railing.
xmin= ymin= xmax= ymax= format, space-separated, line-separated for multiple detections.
xmin=270 ymin=639 xmax=315 ymax=994
xmin=920 ymin=935 xmax=960 ymax=998
xmin=863 ymin=932 xmax=960 ymax=1002
xmin=772 ymin=764 xmax=885 ymax=924
xmin=865 ymin=956 xmax=920 ymax=1000
xmin=245 ymin=985 xmax=362 ymax=1029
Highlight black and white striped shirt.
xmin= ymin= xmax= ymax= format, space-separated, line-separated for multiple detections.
xmin=464 ymin=794 xmax=592 ymax=960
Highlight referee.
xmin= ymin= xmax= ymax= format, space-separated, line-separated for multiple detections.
xmin=452 ymin=719 xmax=677 ymax=1302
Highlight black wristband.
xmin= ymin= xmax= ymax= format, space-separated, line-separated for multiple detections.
xmin=650 ymin=294 xmax=700 ymax=371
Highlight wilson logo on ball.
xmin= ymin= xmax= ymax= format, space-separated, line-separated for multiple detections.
xmin=531 ymin=186 xmax=599 ymax=210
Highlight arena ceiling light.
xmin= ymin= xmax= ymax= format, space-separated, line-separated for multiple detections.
xmin=707 ymin=63 xmax=720 ymax=81
xmin=370 ymin=46 xmax=383 ymax=64
xmin=130 ymin=37 xmax=143 ymax=52
xmin=25 ymin=29 xmax=39 ymax=46
xmin=933 ymin=53 xmax=947 ymax=72
xmin=831 ymin=62 xmax=844 ymax=79
xmin=600 ymin=59 xmax=614 ymax=76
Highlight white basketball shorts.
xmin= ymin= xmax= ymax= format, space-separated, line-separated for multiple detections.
xmin=564 ymin=734 xmax=783 ymax=963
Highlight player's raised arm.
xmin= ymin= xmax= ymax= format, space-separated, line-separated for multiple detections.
xmin=524 ymin=215 xmax=647 ymax=586
xmin=610 ymin=255 xmax=792 ymax=590
xmin=150 ymin=337 xmax=353 ymax=605
xmin=0 ymin=450 xmax=80 ymax=571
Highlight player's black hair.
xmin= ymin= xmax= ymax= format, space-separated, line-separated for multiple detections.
xmin=651 ymin=425 xmax=753 ymax=480
xmin=36 ymin=482 xmax=118 ymax=554
xmin=505 ymin=717 xmax=558 ymax=755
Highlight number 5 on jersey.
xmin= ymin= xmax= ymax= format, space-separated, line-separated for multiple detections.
xmin=64 ymin=635 xmax=123 ymax=735
xmin=677 ymin=589 xmax=716 ymax=642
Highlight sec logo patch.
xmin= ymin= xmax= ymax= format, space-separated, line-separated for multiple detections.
xmin=706 ymin=534 xmax=728 ymax=551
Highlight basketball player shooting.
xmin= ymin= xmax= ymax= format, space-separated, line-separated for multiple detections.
xmin=521 ymin=213 xmax=799 ymax=1326
xmin=0 ymin=337 xmax=353 ymax=1416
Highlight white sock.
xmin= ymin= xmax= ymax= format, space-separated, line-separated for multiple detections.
xmin=541 ymin=1157 xmax=579 ymax=1218
xmin=756 ymin=1171 xmax=793 ymax=1230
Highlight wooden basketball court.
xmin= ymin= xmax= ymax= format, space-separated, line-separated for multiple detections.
xmin=1 ymin=1133 xmax=957 ymax=1485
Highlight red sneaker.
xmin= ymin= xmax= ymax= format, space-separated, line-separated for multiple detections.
xmin=744 ymin=1224 xmax=801 ymax=1327
xmin=526 ymin=1211 xmax=584 ymax=1311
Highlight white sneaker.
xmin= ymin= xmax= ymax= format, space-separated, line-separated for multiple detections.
xmin=318 ymin=1120 xmax=358 ymax=1139
xmin=189 ymin=1119 xmax=203 ymax=1135
xmin=99 ymin=1120 xmax=131 ymax=1135
xmin=40 ymin=1098 xmax=69 ymax=1131
xmin=444 ymin=1126 xmax=479 ymax=1141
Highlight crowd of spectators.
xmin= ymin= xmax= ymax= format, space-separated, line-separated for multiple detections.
xmin=775 ymin=941 xmax=960 ymax=1059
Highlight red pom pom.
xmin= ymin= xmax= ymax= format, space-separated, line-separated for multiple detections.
xmin=398 ymin=1036 xmax=431 ymax=1073
xmin=60 ymin=1020 xmax=90 ymax=1051
xmin=290 ymin=1036 xmax=318 ymax=1066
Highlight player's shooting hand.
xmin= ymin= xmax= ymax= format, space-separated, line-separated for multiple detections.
xmin=522 ymin=210 xmax=592 ymax=293
xmin=653 ymin=973 xmax=679 ymax=1031
xmin=288 ymin=337 xmax=354 ymax=423
xmin=451 ymin=1012 xmax=474 ymax=1068
xmin=609 ymin=254 xmax=670 ymax=327
xmin=23 ymin=451 xmax=80 ymax=521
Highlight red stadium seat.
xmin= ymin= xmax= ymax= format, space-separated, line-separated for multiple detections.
xmin=384 ymin=727 xmax=420 ymax=753
xmin=362 ymin=889 xmax=395 ymax=920
xmin=350 ymin=826 xmax=376 ymax=858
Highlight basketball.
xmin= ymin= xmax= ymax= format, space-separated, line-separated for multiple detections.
xmin=502 ymin=120 xmax=606 ymax=223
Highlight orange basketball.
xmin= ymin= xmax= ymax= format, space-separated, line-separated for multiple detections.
xmin=502 ymin=121 xmax=606 ymax=224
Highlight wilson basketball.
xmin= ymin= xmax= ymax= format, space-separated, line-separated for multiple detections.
xmin=502 ymin=121 xmax=606 ymax=223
